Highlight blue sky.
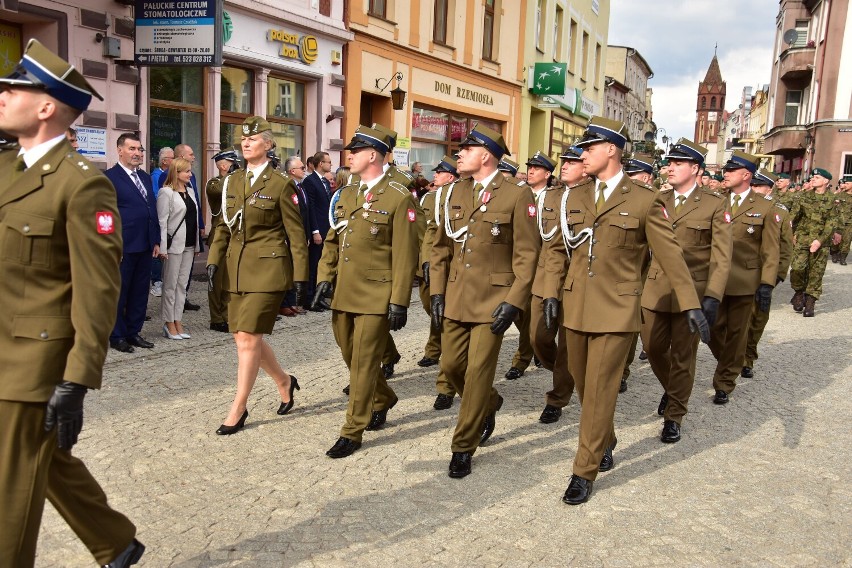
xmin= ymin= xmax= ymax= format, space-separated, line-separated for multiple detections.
xmin=608 ymin=0 xmax=779 ymax=144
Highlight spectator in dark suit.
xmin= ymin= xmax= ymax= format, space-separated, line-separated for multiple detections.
xmin=302 ymin=151 xmax=333 ymax=309
xmin=280 ymin=155 xmax=312 ymax=315
xmin=105 ymin=133 xmax=159 ymax=352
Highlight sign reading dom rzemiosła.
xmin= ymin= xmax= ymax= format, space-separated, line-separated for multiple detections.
xmin=134 ymin=0 xmax=223 ymax=65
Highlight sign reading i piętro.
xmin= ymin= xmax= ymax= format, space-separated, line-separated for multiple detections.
xmin=134 ymin=0 xmax=222 ymax=66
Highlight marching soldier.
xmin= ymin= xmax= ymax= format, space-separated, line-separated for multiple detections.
xmin=789 ymin=168 xmax=841 ymax=316
xmin=313 ymin=126 xmax=420 ymax=458
xmin=837 ymin=174 xmax=852 ymax=265
xmin=534 ymin=146 xmax=585 ymax=424
xmin=640 ymin=139 xmax=732 ymax=443
xmin=709 ymin=151 xmax=781 ymax=404
xmin=0 ymin=39 xmax=144 ymax=567
xmin=830 ymin=174 xmax=852 ymax=264
xmin=430 ymin=125 xmax=539 ymax=478
xmin=419 ymin=155 xmax=460 ymax=410
xmin=545 ymin=117 xmax=709 ymax=505
xmin=743 ymin=169 xmax=793 ymax=378
xmin=504 ymin=151 xmax=555 ymax=381
xmin=206 ymin=148 xmax=239 ymax=333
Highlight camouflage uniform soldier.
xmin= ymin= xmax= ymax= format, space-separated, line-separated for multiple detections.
xmin=831 ymin=174 xmax=852 ymax=265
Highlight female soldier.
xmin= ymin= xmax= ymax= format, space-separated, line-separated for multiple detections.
xmin=207 ymin=116 xmax=310 ymax=435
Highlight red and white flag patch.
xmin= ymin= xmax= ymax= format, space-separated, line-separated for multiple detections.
xmin=724 ymin=211 xmax=732 ymax=223
xmin=291 ymin=193 xmax=299 ymax=205
xmin=96 ymin=212 xmax=114 ymax=234
xmin=661 ymin=206 xmax=669 ymax=220
xmin=775 ymin=213 xmax=782 ymax=223
xmin=527 ymin=204 xmax=537 ymax=217
xmin=407 ymin=208 xmax=416 ymax=222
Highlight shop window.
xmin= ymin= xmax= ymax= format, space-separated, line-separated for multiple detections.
xmin=149 ymin=67 xmax=204 ymax=177
xmin=150 ymin=67 xmax=203 ymax=106
xmin=267 ymin=76 xmax=305 ymax=159
xmin=550 ymin=114 xmax=583 ymax=159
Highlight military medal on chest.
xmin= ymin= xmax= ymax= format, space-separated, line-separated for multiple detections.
xmin=747 ymin=225 xmax=755 ymax=234
xmin=370 ymin=225 xmax=379 ymax=235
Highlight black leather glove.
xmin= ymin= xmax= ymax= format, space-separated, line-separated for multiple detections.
xmin=491 ymin=302 xmax=520 ymax=335
xmin=311 ymin=281 xmax=332 ymax=310
xmin=294 ymin=281 xmax=308 ymax=307
xmin=388 ymin=304 xmax=408 ymax=331
xmin=422 ymin=262 xmax=430 ymax=287
xmin=206 ymin=264 xmax=218 ymax=292
xmin=44 ymin=381 xmax=88 ymax=450
xmin=685 ymin=309 xmax=711 ymax=345
xmin=430 ymin=294 xmax=445 ymax=331
xmin=755 ymin=283 xmax=773 ymax=313
xmin=700 ymin=296 xmax=720 ymax=328
xmin=543 ymin=297 xmax=559 ymax=331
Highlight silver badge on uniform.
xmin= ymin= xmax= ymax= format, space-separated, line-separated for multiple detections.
xmin=362 ymin=211 xmax=369 ymax=219
xmin=491 ymin=223 xmax=500 ymax=237
xmin=370 ymin=225 xmax=379 ymax=235
xmin=747 ymin=225 xmax=755 ymax=234
xmin=480 ymin=204 xmax=487 ymax=212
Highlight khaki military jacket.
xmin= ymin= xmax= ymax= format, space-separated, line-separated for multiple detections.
xmin=642 ymin=185 xmax=732 ymax=312
xmin=205 ymin=174 xmax=224 ymax=246
xmin=546 ymin=175 xmax=700 ymax=333
xmin=208 ymin=164 xmax=309 ymax=293
xmin=724 ymin=191 xmax=781 ymax=296
xmin=317 ymin=175 xmax=420 ymax=314
xmin=419 ymin=189 xmax=440 ymax=269
xmin=0 ymin=140 xmax=123 ymax=402
xmin=531 ymin=185 xmax=564 ymax=298
xmin=430 ymin=174 xmax=540 ymax=324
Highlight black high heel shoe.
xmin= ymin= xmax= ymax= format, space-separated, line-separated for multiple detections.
xmin=216 ymin=409 xmax=248 ymax=435
xmin=277 ymin=376 xmax=301 ymax=415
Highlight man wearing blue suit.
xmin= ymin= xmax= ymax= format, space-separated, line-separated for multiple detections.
xmin=302 ymin=151 xmax=333 ymax=308
xmin=105 ymin=133 xmax=159 ymax=352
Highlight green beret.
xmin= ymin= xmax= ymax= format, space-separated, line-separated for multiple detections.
xmin=811 ymin=167 xmax=832 ymax=180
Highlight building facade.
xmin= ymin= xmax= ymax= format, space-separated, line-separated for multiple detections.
xmin=344 ymin=0 xmax=524 ymax=177
xmin=763 ymin=0 xmax=852 ymax=180
xmin=604 ymin=45 xmax=652 ymax=146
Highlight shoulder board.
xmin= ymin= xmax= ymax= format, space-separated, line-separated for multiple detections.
xmin=568 ymin=178 xmax=593 ymax=190
xmin=395 ymin=168 xmax=414 ymax=182
xmin=698 ymin=186 xmax=724 ymax=199
xmin=387 ymin=180 xmax=410 ymax=195
xmin=763 ymin=194 xmax=773 ymax=201
xmin=0 ymin=139 xmax=20 ymax=151
xmin=775 ymin=202 xmax=789 ymax=212
xmin=629 ymin=178 xmax=654 ymax=191
xmin=659 ymin=186 xmax=673 ymax=194
xmin=64 ymin=152 xmax=100 ymax=177
xmin=274 ymin=169 xmax=291 ymax=181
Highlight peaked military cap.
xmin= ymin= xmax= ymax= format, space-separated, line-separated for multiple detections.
xmin=432 ymin=155 xmax=459 ymax=176
xmin=242 ymin=116 xmax=272 ymax=135
xmin=459 ymin=124 xmax=510 ymax=159
xmin=624 ymin=153 xmax=656 ymax=175
xmin=0 ymin=38 xmax=103 ymax=111
xmin=344 ymin=125 xmax=390 ymax=154
xmin=752 ymin=169 xmax=778 ymax=186
xmin=213 ymin=148 xmax=239 ymax=162
xmin=371 ymin=123 xmax=398 ymax=150
xmin=526 ymin=150 xmax=556 ymax=172
xmin=559 ymin=146 xmax=584 ymax=161
xmin=811 ymin=167 xmax=832 ymax=180
xmin=497 ymin=157 xmax=519 ymax=175
xmin=722 ymin=150 xmax=760 ymax=173
xmin=576 ymin=116 xmax=630 ymax=149
xmin=665 ymin=138 xmax=708 ymax=166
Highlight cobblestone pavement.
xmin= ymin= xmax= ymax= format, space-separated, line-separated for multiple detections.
xmin=36 ymin=265 xmax=851 ymax=567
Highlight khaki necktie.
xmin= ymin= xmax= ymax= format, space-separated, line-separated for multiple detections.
xmin=596 ymin=182 xmax=607 ymax=213
xmin=10 ymin=155 xmax=26 ymax=183
xmin=244 ymin=170 xmax=254 ymax=196
xmin=675 ymin=195 xmax=686 ymax=214
xmin=732 ymin=194 xmax=741 ymax=214
xmin=358 ymin=184 xmax=368 ymax=199
xmin=473 ymin=182 xmax=484 ymax=206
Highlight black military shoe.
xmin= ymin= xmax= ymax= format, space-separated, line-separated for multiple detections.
xmin=803 ymin=294 xmax=816 ymax=317
xmin=638 ymin=349 xmax=648 ymax=360
xmin=619 ymin=378 xmax=628 ymax=393
xmin=479 ymin=395 xmax=504 ymax=445
xmin=184 ymin=300 xmax=201 ymax=311
xmin=539 ymin=404 xmax=562 ymax=424
xmin=433 ymin=393 xmax=454 ymax=410
xmin=741 ymin=366 xmax=754 ymax=378
xmin=660 ymin=420 xmax=681 ymax=443
xmin=210 ymin=321 xmax=229 ymax=332
xmin=599 ymin=438 xmax=617 ymax=472
xmin=342 ymin=384 xmax=350 ymax=395
xmin=382 ymin=354 xmax=401 ymax=378
xmin=103 ymin=538 xmax=145 ymax=568
xmin=533 ymin=356 xmax=542 ymax=368
xmin=713 ymin=390 xmax=729 ymax=404
xmin=366 ymin=397 xmax=398 ymax=431
xmin=657 ymin=393 xmax=668 ymax=416
xmin=326 ymin=437 xmax=361 ymax=458
xmin=448 ymin=452 xmax=472 ymax=478
xmin=417 ymin=356 xmax=439 ymax=367
xmin=504 ymin=366 xmax=524 ymax=380
xmin=110 ymin=339 xmax=135 ymax=353
xmin=791 ymin=290 xmax=805 ymax=312
xmin=562 ymin=475 xmax=593 ymax=505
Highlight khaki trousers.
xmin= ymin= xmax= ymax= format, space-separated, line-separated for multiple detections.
xmin=419 ymin=282 xmax=454 ymax=396
xmin=640 ymin=308 xmax=700 ymax=424
xmin=529 ymin=295 xmax=574 ymax=407
xmin=510 ymin=297 xmax=535 ymax=370
xmin=332 ymin=311 xmax=397 ymax=443
xmin=744 ymin=300 xmax=769 ymax=368
xmin=441 ymin=319 xmax=504 ymax=453
xmin=565 ymin=329 xmax=633 ymax=481
xmin=709 ymin=295 xmax=755 ymax=394
xmin=0 ymin=401 xmax=136 ymax=567
xmin=382 ymin=332 xmax=400 ymax=366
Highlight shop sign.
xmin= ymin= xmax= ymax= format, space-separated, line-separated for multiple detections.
xmin=393 ymin=148 xmax=410 ymax=168
xmin=75 ymin=126 xmax=107 ymax=160
xmin=574 ymin=89 xmax=600 ymax=119
xmin=267 ymin=28 xmax=318 ymax=65
xmin=529 ymin=63 xmax=567 ymax=95
xmin=539 ymin=94 xmax=574 ymax=112
xmin=0 ymin=23 xmax=22 ymax=76
xmin=134 ymin=0 xmax=223 ymax=65
xmin=839 ymin=128 xmax=852 ymax=132
xmin=433 ymin=81 xmax=494 ymax=105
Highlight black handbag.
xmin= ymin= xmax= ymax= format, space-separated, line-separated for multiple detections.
xmin=166 ymin=216 xmax=185 ymax=249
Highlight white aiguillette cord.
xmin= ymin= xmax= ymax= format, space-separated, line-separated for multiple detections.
xmin=220 ymin=174 xmax=244 ymax=232
xmin=559 ymin=187 xmax=594 ymax=260
xmin=442 ymin=181 xmax=469 ymax=243
xmin=537 ymin=189 xmax=558 ymax=241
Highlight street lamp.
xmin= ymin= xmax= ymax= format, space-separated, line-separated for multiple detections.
xmin=375 ymin=72 xmax=407 ymax=111
xmin=656 ymin=127 xmax=669 ymax=153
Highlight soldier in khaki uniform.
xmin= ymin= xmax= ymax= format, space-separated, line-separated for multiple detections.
xmin=314 ymin=126 xmax=420 ymax=458
xmin=207 ymin=117 xmax=310 ymax=435
xmin=709 ymin=152 xmax=781 ymax=404
xmin=206 ymin=149 xmax=239 ymax=332
xmin=640 ymin=139 xmax=732 ymax=444
xmin=498 ymin=156 xmax=520 ymax=178
xmin=504 ymin=151 xmax=555 ymax=381
xmin=0 ymin=40 xmax=144 ymax=567
xmin=534 ymin=147 xmax=585 ymax=424
xmin=419 ymin=156 xmax=459 ymax=410
xmin=430 ymin=125 xmax=540 ymax=478
xmin=544 ymin=117 xmax=709 ymax=505
xmin=742 ymin=169 xmax=793 ymax=378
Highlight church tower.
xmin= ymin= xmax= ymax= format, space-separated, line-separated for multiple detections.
xmin=695 ymin=53 xmax=726 ymax=144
